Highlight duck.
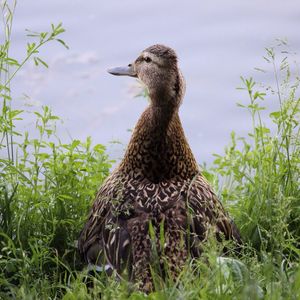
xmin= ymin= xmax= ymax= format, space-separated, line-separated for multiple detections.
xmin=78 ymin=44 xmax=241 ymax=292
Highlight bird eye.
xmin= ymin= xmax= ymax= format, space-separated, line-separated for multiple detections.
xmin=144 ymin=57 xmax=152 ymax=63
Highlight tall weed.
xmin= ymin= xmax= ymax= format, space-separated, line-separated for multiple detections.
xmin=211 ymin=44 xmax=300 ymax=259
xmin=0 ymin=1 xmax=112 ymax=297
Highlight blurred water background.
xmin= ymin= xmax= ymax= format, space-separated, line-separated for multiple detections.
xmin=10 ymin=0 xmax=300 ymax=165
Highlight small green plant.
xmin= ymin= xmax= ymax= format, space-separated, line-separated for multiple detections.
xmin=211 ymin=44 xmax=300 ymax=257
xmin=1 ymin=1 xmax=69 ymax=163
xmin=0 ymin=1 xmax=112 ymax=298
xmin=202 ymin=42 xmax=300 ymax=299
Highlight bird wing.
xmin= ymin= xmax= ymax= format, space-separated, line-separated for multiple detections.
xmin=186 ymin=174 xmax=241 ymax=256
xmin=78 ymin=172 xmax=131 ymax=271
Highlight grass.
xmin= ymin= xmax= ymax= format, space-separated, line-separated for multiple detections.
xmin=1 ymin=2 xmax=300 ymax=299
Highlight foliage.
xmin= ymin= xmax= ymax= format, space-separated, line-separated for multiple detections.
xmin=202 ymin=42 xmax=300 ymax=299
xmin=0 ymin=1 xmax=300 ymax=299
xmin=210 ymin=44 xmax=300 ymax=258
xmin=0 ymin=1 xmax=111 ymax=298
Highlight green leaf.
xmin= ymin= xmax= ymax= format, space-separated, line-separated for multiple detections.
xmin=270 ymin=111 xmax=281 ymax=119
xmin=71 ymin=140 xmax=81 ymax=150
xmin=6 ymin=57 xmax=20 ymax=66
xmin=56 ymin=39 xmax=69 ymax=49
xmin=33 ymin=57 xmax=49 ymax=68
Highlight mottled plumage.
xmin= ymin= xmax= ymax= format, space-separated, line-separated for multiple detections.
xmin=78 ymin=44 xmax=241 ymax=292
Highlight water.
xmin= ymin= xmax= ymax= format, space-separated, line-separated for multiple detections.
xmin=9 ymin=0 xmax=300 ymax=165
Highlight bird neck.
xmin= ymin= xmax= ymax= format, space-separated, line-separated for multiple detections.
xmin=120 ymin=102 xmax=199 ymax=183
xmin=147 ymin=67 xmax=185 ymax=108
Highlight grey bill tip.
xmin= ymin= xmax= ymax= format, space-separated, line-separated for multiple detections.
xmin=107 ymin=66 xmax=137 ymax=77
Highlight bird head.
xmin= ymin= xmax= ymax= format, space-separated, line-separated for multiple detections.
xmin=108 ymin=44 xmax=185 ymax=107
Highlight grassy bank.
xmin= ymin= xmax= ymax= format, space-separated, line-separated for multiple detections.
xmin=1 ymin=2 xmax=300 ymax=299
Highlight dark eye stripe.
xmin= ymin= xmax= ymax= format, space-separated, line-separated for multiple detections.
xmin=135 ymin=55 xmax=160 ymax=66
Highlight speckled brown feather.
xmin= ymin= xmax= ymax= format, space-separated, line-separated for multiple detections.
xmin=78 ymin=44 xmax=241 ymax=292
